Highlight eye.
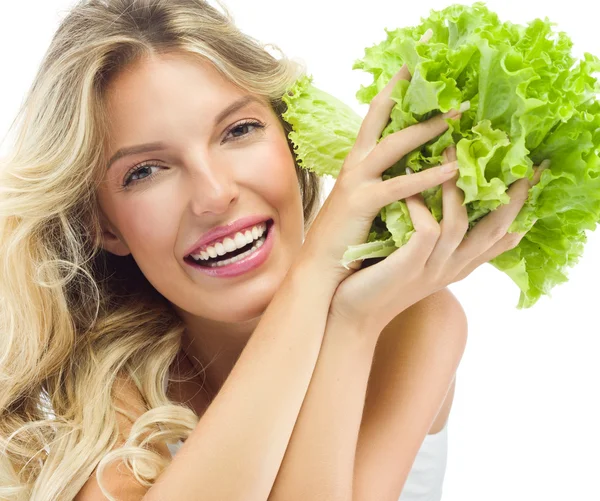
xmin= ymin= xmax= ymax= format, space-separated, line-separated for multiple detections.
xmin=119 ymin=120 xmax=265 ymax=189
xmin=121 ymin=161 xmax=164 ymax=188
xmin=222 ymin=119 xmax=265 ymax=143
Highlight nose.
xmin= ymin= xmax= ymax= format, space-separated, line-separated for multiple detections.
xmin=185 ymin=153 xmax=239 ymax=216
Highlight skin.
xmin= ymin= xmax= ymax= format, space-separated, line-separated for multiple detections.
xmin=75 ymin=50 xmax=465 ymax=501
xmin=98 ymin=51 xmax=306 ymax=397
xmin=97 ymin=50 xmax=458 ymax=432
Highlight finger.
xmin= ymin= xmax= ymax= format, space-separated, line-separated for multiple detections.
xmin=440 ymin=147 xmax=465 ymax=224
xmin=451 ymin=228 xmax=529 ymax=284
xmin=425 ymin=146 xmax=469 ymax=270
xmin=528 ymin=159 xmax=551 ymax=187
xmin=349 ymin=66 xmax=411 ymax=163
xmin=360 ymin=101 xmax=470 ymax=179
xmin=455 ymin=160 xmax=548 ymax=263
xmin=386 ymin=195 xmax=441 ymax=271
xmin=404 ymin=166 xmax=429 ymax=215
xmin=373 ymin=162 xmax=459 ymax=208
xmin=440 ymin=146 xmax=468 ymax=238
xmin=379 ymin=166 xmax=442 ymax=270
xmin=348 ymin=29 xmax=434 ymax=164
xmin=443 ymin=145 xmax=457 ymax=164
xmin=346 ymin=260 xmax=363 ymax=271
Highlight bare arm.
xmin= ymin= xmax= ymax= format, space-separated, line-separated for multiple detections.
xmin=267 ymin=313 xmax=379 ymax=501
xmin=140 ymin=261 xmax=339 ymax=501
xmin=266 ymin=289 xmax=466 ymax=501
xmin=77 ymin=260 xmax=339 ymax=501
xmin=353 ymin=288 xmax=468 ymax=501
xmin=75 ymin=258 xmax=341 ymax=501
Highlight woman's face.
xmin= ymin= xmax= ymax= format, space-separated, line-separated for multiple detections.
xmin=96 ymin=52 xmax=305 ymax=323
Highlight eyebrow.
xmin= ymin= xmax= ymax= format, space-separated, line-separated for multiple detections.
xmin=106 ymin=95 xmax=265 ymax=171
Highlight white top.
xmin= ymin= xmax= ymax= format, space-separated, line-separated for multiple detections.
xmin=398 ymin=421 xmax=448 ymax=501
xmin=163 ymin=372 xmax=448 ymax=501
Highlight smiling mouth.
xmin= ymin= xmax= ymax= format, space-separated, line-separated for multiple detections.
xmin=184 ymin=219 xmax=273 ymax=268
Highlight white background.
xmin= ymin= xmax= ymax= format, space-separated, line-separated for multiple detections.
xmin=1 ymin=1 xmax=599 ymax=499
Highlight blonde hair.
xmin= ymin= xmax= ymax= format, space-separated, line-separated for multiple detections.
xmin=0 ymin=0 xmax=323 ymax=498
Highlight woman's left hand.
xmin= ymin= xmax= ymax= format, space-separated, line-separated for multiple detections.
xmin=329 ymin=146 xmax=549 ymax=335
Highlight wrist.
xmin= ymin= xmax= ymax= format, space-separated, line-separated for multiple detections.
xmin=325 ymin=309 xmax=383 ymax=351
xmin=286 ymin=254 xmax=341 ymax=298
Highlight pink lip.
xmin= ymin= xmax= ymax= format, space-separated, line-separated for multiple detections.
xmin=185 ymin=220 xmax=275 ymax=278
xmin=184 ymin=214 xmax=272 ymax=257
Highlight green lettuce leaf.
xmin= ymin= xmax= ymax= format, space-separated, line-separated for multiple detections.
xmin=282 ymin=2 xmax=600 ymax=309
xmin=281 ymin=75 xmax=362 ymax=178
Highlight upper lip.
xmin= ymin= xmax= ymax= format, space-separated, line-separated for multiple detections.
xmin=184 ymin=215 xmax=272 ymax=257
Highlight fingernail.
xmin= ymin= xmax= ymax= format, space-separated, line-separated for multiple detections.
xmin=419 ymin=29 xmax=433 ymax=43
xmin=441 ymin=109 xmax=458 ymax=119
xmin=441 ymin=161 xmax=459 ymax=173
xmin=406 ymin=167 xmax=414 ymax=175
xmin=538 ymin=159 xmax=551 ymax=172
xmin=394 ymin=63 xmax=409 ymax=78
xmin=529 ymin=160 xmax=551 ymax=186
xmin=443 ymin=145 xmax=457 ymax=163
xmin=442 ymin=101 xmax=470 ymax=119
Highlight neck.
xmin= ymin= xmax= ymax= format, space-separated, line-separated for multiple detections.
xmin=176 ymin=311 xmax=262 ymax=398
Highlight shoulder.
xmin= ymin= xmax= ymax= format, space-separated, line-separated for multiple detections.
xmin=361 ymin=286 xmax=468 ymax=435
xmin=369 ymin=287 xmax=468 ymax=393
xmin=380 ymin=287 xmax=468 ymax=343
xmin=74 ymin=374 xmax=172 ymax=500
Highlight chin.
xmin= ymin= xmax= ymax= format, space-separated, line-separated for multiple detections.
xmin=219 ymin=289 xmax=274 ymax=323
xmin=184 ymin=280 xmax=277 ymax=323
xmin=171 ymin=242 xmax=293 ymax=322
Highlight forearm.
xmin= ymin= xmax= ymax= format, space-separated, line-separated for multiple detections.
xmin=353 ymin=292 xmax=468 ymax=501
xmin=145 ymin=261 xmax=339 ymax=501
xmin=267 ymin=315 xmax=379 ymax=501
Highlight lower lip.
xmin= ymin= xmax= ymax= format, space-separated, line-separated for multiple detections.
xmin=185 ymin=221 xmax=275 ymax=278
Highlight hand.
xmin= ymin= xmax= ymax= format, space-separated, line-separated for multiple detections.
xmin=328 ymin=144 xmax=548 ymax=334
xmin=298 ymin=35 xmax=465 ymax=290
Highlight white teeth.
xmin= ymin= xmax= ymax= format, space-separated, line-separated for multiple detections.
xmin=188 ymin=222 xmax=269 ymax=262
xmin=203 ymin=233 xmax=267 ymax=267
xmin=223 ymin=237 xmax=236 ymax=252
xmin=234 ymin=232 xmax=247 ymax=248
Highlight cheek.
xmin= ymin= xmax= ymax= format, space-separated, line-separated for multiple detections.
xmin=118 ymin=197 xmax=183 ymax=294
xmin=259 ymin=140 xmax=306 ymax=249
xmin=118 ymin=196 xmax=180 ymax=259
xmin=246 ymin=138 xmax=302 ymax=210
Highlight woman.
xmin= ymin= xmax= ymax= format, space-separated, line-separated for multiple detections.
xmin=0 ymin=0 xmax=546 ymax=499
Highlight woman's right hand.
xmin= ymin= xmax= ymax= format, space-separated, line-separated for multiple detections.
xmin=299 ymin=57 xmax=465 ymax=288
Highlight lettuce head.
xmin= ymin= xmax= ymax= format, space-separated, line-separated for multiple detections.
xmin=281 ymin=2 xmax=600 ymax=309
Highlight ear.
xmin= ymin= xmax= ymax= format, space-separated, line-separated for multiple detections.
xmin=98 ymin=211 xmax=131 ymax=257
